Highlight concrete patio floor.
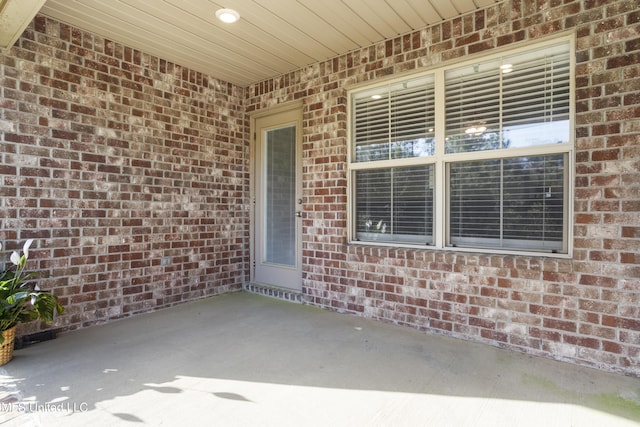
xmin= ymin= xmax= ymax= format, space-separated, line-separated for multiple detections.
xmin=0 ymin=291 xmax=639 ymax=426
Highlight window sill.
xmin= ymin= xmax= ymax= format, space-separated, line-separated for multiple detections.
xmin=348 ymin=239 xmax=572 ymax=259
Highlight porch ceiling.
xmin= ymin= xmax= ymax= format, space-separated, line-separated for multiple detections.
xmin=38 ymin=0 xmax=500 ymax=87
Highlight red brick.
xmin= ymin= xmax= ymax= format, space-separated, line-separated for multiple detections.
xmin=621 ymin=226 xmax=640 ymax=237
xmin=602 ymin=315 xmax=640 ymax=331
xmin=603 ymin=341 xmax=623 ymax=354
xmin=543 ymin=318 xmax=577 ymax=333
xmin=621 ymin=253 xmax=639 ymax=264
xmin=579 ymin=275 xmax=618 ymax=288
xmin=530 ymin=304 xmax=562 ymax=318
xmin=592 ymin=149 xmax=620 ymax=161
xmin=530 ymin=327 xmax=561 ymax=342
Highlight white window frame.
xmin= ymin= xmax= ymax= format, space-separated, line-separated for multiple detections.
xmin=347 ymin=35 xmax=575 ymax=258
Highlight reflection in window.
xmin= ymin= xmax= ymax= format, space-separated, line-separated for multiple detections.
xmin=353 ymin=76 xmax=435 ymax=162
xmin=445 ymin=42 xmax=570 ymax=153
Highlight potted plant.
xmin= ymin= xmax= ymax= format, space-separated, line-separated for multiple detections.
xmin=0 ymin=239 xmax=64 ymax=365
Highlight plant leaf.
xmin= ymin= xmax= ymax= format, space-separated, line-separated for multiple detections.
xmin=7 ymin=291 xmax=28 ymax=305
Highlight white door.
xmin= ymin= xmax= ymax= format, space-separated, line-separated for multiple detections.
xmin=252 ymin=107 xmax=302 ymax=291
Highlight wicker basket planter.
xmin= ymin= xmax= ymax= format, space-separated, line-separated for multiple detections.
xmin=0 ymin=239 xmax=64 ymax=367
xmin=0 ymin=326 xmax=16 ymax=366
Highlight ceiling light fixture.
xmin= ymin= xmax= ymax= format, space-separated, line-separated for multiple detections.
xmin=465 ymin=126 xmax=487 ymax=136
xmin=500 ymin=63 xmax=513 ymax=74
xmin=216 ymin=8 xmax=240 ymax=24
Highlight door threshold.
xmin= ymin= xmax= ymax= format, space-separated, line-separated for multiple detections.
xmin=244 ymin=282 xmax=303 ymax=303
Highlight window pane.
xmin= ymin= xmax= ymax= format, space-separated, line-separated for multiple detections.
xmin=355 ymin=166 xmax=434 ymax=244
xmin=393 ymin=166 xmax=434 ymax=240
xmin=355 ymin=168 xmax=391 ymax=236
xmin=445 ymin=64 xmax=501 ymax=153
xmin=449 ymin=159 xmax=501 ymax=240
xmin=449 ymin=154 xmax=565 ymax=251
xmin=503 ymin=155 xmax=565 ymax=246
xmin=501 ymin=46 xmax=570 ymax=148
xmin=353 ymin=76 xmax=435 ymax=162
xmin=445 ymin=41 xmax=570 ymax=153
xmin=265 ymin=126 xmax=296 ymax=265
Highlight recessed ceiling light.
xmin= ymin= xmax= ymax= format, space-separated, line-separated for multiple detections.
xmin=216 ymin=8 xmax=240 ymax=24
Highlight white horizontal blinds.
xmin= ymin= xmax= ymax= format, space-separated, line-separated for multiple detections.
xmin=390 ymin=78 xmax=435 ymax=158
xmin=355 ymin=169 xmax=391 ymax=237
xmin=355 ymin=166 xmax=433 ymax=244
xmin=445 ymin=41 xmax=570 ymax=153
xmin=501 ymin=43 xmax=570 ymax=147
xmin=393 ymin=166 xmax=434 ymax=244
xmin=353 ymin=92 xmax=389 ymax=162
xmin=503 ymin=155 xmax=565 ymax=250
xmin=353 ymin=76 xmax=434 ymax=162
xmin=445 ymin=64 xmax=501 ymax=153
xmin=449 ymin=159 xmax=501 ymax=241
xmin=449 ymin=154 xmax=565 ymax=251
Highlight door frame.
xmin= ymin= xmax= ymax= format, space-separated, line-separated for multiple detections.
xmin=249 ymin=101 xmax=303 ymax=290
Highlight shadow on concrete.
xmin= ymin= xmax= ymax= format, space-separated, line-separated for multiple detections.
xmin=1 ymin=292 xmax=639 ymax=426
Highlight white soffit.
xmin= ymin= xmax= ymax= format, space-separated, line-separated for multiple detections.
xmin=38 ymin=0 xmax=499 ymax=87
xmin=0 ymin=0 xmax=46 ymax=49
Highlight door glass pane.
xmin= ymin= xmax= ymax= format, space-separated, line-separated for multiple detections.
xmin=264 ymin=125 xmax=296 ymax=266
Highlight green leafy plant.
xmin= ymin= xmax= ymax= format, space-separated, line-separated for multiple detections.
xmin=0 ymin=239 xmax=64 ymax=343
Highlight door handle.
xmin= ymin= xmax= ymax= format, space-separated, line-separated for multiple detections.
xmin=295 ymin=211 xmax=302 ymax=218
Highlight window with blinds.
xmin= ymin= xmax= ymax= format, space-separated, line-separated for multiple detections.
xmin=448 ymin=154 xmax=565 ymax=251
xmin=355 ymin=166 xmax=434 ymax=244
xmin=349 ymin=38 xmax=572 ymax=255
xmin=445 ymin=42 xmax=570 ymax=153
xmin=353 ymin=76 xmax=435 ymax=162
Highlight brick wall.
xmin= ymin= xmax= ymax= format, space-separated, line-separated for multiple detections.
xmin=1 ymin=16 xmax=248 ymax=334
xmin=246 ymin=0 xmax=640 ymax=376
xmin=1 ymin=0 xmax=638 ymax=376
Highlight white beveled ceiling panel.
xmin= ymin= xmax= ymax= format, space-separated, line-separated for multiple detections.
xmin=39 ymin=0 xmax=499 ymax=86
